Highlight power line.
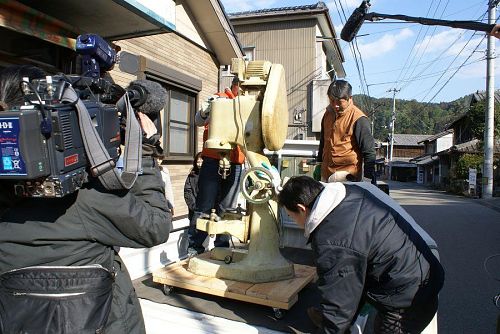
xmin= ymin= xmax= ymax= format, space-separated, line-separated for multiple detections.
xmin=399 ymin=29 xmax=470 ymax=92
xmin=399 ymin=0 xmax=451 ymax=91
xmin=418 ymin=31 xmax=488 ymax=101
xmin=340 ymin=0 xmax=373 ymax=114
xmin=368 ymin=48 xmax=484 ymax=75
xmin=444 ymin=0 xmax=487 ymax=18
xmin=368 ymin=57 xmax=486 ymax=88
xmin=408 ymin=10 xmax=490 ymax=101
xmin=333 ymin=0 xmax=373 ymax=114
xmin=359 ymin=23 xmax=419 ymax=36
xmin=425 ymin=35 xmax=487 ymax=103
xmin=393 ymin=0 xmax=437 ymax=89
xmin=365 ymin=2 xmax=489 ymax=105
xmin=366 ymin=47 xmax=484 ymax=75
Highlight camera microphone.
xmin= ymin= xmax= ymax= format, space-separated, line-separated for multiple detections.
xmin=341 ymin=1 xmax=371 ymax=42
xmin=124 ymin=79 xmax=167 ymax=140
xmin=127 ymin=79 xmax=167 ymax=117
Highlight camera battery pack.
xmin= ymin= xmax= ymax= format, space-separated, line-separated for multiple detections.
xmin=0 ymin=109 xmax=49 ymax=179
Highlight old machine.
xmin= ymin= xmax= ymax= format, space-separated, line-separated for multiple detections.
xmin=153 ymin=58 xmax=316 ymax=318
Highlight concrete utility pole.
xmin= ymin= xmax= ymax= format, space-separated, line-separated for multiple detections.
xmin=388 ymin=88 xmax=400 ymax=180
xmin=483 ymin=0 xmax=497 ymax=198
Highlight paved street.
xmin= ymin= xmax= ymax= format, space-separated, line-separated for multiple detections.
xmin=389 ymin=181 xmax=500 ymax=334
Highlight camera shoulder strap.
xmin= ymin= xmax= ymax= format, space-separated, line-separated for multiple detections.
xmin=61 ymin=85 xmax=142 ymax=190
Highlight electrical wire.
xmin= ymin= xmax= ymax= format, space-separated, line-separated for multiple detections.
xmin=400 ymin=0 xmax=446 ymax=86
xmin=393 ymin=7 xmax=490 ymax=105
xmin=407 ymin=10 xmax=488 ymax=100
xmin=368 ymin=48 xmax=472 ymax=75
xmin=423 ymin=33 xmax=487 ymax=103
xmin=360 ymin=23 xmax=419 ymax=36
xmin=337 ymin=0 xmax=373 ymax=116
xmin=393 ymin=0 xmax=437 ymax=90
xmin=397 ymin=31 xmax=486 ymax=133
xmin=368 ymin=57 xmax=486 ymax=88
xmin=399 ymin=0 xmax=451 ymax=91
xmin=444 ymin=0 xmax=487 ymax=18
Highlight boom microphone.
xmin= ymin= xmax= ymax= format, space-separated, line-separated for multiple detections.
xmin=340 ymin=1 xmax=370 ymax=42
xmin=341 ymin=0 xmax=496 ymax=43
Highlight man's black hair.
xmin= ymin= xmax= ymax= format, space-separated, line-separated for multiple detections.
xmin=327 ymin=79 xmax=352 ymax=100
xmin=0 ymin=65 xmax=46 ymax=110
xmin=231 ymin=76 xmax=240 ymax=85
xmin=278 ymin=176 xmax=324 ymax=212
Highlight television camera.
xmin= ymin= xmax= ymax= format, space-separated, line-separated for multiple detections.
xmin=0 ymin=34 xmax=153 ymax=198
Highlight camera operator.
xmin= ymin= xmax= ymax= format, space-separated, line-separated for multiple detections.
xmin=0 ymin=65 xmax=173 ymax=334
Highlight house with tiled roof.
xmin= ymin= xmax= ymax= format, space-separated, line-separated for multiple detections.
xmin=376 ymin=134 xmax=427 ymax=181
xmin=226 ymin=1 xmax=345 ymax=140
xmin=390 ymin=134 xmax=428 ymax=181
xmin=420 ymin=90 xmax=500 ymax=195
xmin=411 ymin=130 xmax=454 ymax=185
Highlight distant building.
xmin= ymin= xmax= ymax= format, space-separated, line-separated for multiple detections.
xmin=227 ymin=2 xmax=345 ymax=140
xmin=419 ymin=90 xmax=500 ymax=195
xmin=377 ymin=134 xmax=428 ymax=181
xmin=411 ymin=130 xmax=453 ymax=186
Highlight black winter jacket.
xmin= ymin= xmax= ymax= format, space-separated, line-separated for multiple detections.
xmin=0 ymin=159 xmax=173 ymax=334
xmin=184 ymin=170 xmax=199 ymax=220
xmin=310 ymin=184 xmax=444 ymax=333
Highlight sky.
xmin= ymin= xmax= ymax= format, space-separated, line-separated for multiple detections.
xmin=220 ymin=0 xmax=499 ymax=103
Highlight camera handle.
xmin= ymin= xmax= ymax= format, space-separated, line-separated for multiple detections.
xmin=61 ymin=86 xmax=142 ymax=190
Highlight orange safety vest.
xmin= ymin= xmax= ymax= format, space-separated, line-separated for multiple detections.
xmin=201 ymin=89 xmax=245 ymax=164
xmin=321 ymin=104 xmax=367 ymax=181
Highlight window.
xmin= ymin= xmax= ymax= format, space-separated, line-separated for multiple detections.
xmin=243 ymin=46 xmax=255 ymax=61
xmin=139 ymin=59 xmax=201 ymax=160
xmin=161 ymin=85 xmax=196 ymax=159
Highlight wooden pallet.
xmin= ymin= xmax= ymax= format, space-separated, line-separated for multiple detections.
xmin=152 ymin=257 xmax=316 ymax=312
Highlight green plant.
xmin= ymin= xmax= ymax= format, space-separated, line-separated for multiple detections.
xmin=453 ymin=154 xmax=483 ymax=180
xmin=468 ymin=100 xmax=500 ymax=140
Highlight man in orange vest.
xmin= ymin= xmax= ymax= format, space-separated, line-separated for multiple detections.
xmin=315 ymin=79 xmax=376 ymax=184
xmin=187 ymin=77 xmax=245 ymax=255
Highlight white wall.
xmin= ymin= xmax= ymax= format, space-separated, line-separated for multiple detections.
xmin=436 ymin=133 xmax=453 ymax=153
xmin=315 ymin=26 xmax=329 ymax=80
xmin=311 ymin=79 xmax=330 ymax=132
xmin=175 ymin=2 xmax=208 ymax=48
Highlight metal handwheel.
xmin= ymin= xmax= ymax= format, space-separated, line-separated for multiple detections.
xmin=240 ymin=167 xmax=275 ymax=204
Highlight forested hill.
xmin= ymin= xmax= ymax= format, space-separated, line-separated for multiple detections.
xmin=353 ymin=94 xmax=472 ymax=141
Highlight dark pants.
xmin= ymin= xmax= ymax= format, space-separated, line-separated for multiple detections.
xmin=188 ymin=157 xmax=242 ymax=253
xmin=373 ymin=294 xmax=438 ymax=334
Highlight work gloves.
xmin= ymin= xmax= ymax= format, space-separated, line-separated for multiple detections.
xmin=363 ymin=162 xmax=377 ymax=185
xmin=199 ymin=95 xmax=220 ymax=119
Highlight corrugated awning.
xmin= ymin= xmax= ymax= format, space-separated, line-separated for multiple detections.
xmin=1 ymin=0 xmax=177 ymax=50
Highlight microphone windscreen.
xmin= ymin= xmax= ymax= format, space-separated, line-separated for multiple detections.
xmin=341 ymin=1 xmax=370 ymax=42
xmin=128 ymin=79 xmax=167 ymax=115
